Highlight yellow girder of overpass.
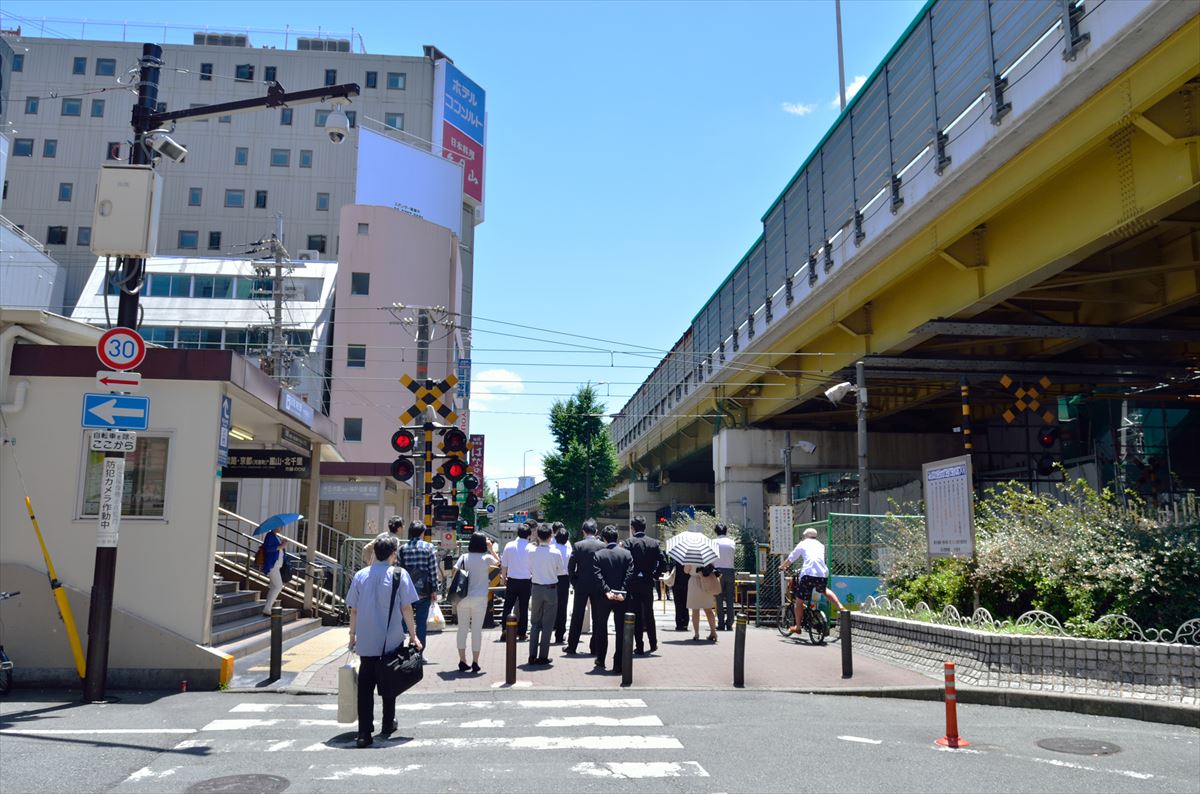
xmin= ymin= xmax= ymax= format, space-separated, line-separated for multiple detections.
xmin=741 ymin=17 xmax=1200 ymax=426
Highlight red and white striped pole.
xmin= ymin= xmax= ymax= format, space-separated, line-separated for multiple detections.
xmin=935 ymin=661 xmax=970 ymax=748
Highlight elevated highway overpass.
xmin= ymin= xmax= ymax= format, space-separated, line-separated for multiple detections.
xmin=610 ymin=0 xmax=1200 ymax=529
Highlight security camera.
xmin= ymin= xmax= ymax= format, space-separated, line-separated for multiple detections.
xmin=824 ymin=381 xmax=855 ymax=405
xmin=325 ymin=106 xmax=350 ymax=144
xmin=795 ymin=440 xmax=817 ymax=455
xmin=144 ymin=130 xmax=187 ymax=163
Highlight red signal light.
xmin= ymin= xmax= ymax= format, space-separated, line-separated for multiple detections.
xmin=444 ymin=459 xmax=467 ymax=482
xmin=390 ymin=457 xmax=415 ymax=482
xmin=1037 ymin=426 xmax=1059 ymax=448
xmin=391 ymin=429 xmax=415 ymax=453
xmin=441 ymin=427 xmax=467 ymax=454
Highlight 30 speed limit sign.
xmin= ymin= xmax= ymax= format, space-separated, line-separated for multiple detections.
xmin=97 ymin=328 xmax=146 ymax=371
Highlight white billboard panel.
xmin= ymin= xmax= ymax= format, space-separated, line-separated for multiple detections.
xmin=355 ymin=127 xmax=463 ymax=238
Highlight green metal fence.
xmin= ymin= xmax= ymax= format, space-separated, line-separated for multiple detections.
xmin=825 ymin=513 xmax=920 ymax=578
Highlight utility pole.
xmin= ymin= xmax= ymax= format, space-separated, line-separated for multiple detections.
xmin=835 ymin=0 xmax=848 ymax=111
xmin=269 ymin=215 xmax=288 ymax=383
xmin=856 ymin=360 xmax=870 ymax=514
xmin=416 ymin=310 xmax=433 ymax=530
xmin=783 ymin=431 xmax=794 ymax=511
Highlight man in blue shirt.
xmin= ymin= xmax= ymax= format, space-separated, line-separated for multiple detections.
xmin=398 ymin=521 xmax=440 ymax=647
xmin=347 ymin=533 xmax=421 ymax=748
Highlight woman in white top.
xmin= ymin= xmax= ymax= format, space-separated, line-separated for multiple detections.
xmin=453 ymin=532 xmax=499 ymax=673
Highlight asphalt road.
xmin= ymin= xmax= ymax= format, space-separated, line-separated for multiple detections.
xmin=1 ymin=689 xmax=1197 ymax=793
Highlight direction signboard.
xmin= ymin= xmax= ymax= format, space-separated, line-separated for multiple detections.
xmin=96 ymin=371 xmax=141 ymax=392
xmin=221 ymin=451 xmax=311 ymax=479
xmin=81 ymin=393 xmax=150 ymax=430
xmin=96 ymin=328 xmax=146 ymax=371
xmin=89 ymin=429 xmax=138 ymax=454
xmin=217 ymin=395 xmax=232 ymax=468
xmin=923 ymin=455 xmax=975 ymax=558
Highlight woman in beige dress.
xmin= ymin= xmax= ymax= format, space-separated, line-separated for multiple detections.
xmin=683 ymin=564 xmax=720 ymax=642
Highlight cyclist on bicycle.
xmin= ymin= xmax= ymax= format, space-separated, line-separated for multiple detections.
xmin=778 ymin=528 xmax=843 ymax=635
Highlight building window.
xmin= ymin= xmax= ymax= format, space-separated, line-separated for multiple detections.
xmin=73 ymin=56 xmax=87 ymax=75
xmin=91 ymin=99 xmax=105 ymax=118
xmin=254 ymin=190 xmax=268 ymax=209
xmin=47 ymin=226 xmax=69 ymax=245
xmin=316 ymin=192 xmax=330 ymax=211
xmin=219 ymin=481 xmax=239 ymax=513
xmin=224 ymin=189 xmax=245 ymax=209
xmin=24 ymin=96 xmax=38 ymax=114
xmin=96 ymin=58 xmax=116 ymax=77
xmin=345 ymin=110 xmax=356 ymax=128
xmin=219 ymin=115 xmax=231 ymax=124
xmin=208 ymin=231 xmax=222 ymax=251
xmin=280 ymin=107 xmax=293 ymax=125
xmin=384 ymin=112 xmax=403 ymax=130
xmin=234 ymin=147 xmax=249 ymax=166
xmin=13 ymin=139 xmax=33 ymax=157
xmin=347 ymin=345 xmax=367 ymax=368
xmin=62 ymin=98 xmax=82 ymax=116
xmin=299 ymin=149 xmax=313 ymax=168
xmin=77 ymin=227 xmax=92 ymax=246
xmin=81 ymin=434 xmax=170 ymax=518
xmin=324 ymin=68 xmax=337 ymax=86
xmin=141 ymin=327 xmax=176 ymax=346
xmin=270 ymin=148 xmax=290 ymax=167
xmin=12 ymin=53 xmax=23 ymax=72
xmin=188 ymin=187 xmax=202 ymax=206
xmin=58 ymin=182 xmax=73 ymax=202
xmin=178 ymin=230 xmax=199 ymax=249
xmin=343 ymin=418 xmax=362 ymax=443
xmin=195 ymin=275 xmax=233 ymax=298
xmin=149 ymin=273 xmax=192 ymax=297
xmin=351 ymin=272 xmax=370 ymax=295
xmin=235 ymin=64 xmax=255 ymax=82
xmin=306 ymin=235 xmax=327 ymax=253
xmin=314 ymin=109 xmax=330 ymax=127
xmin=387 ymin=72 xmax=405 ymax=90
xmin=107 ymin=142 xmax=122 ymax=161
xmin=264 ymin=65 xmax=277 ymax=83
xmin=200 ymin=63 xmax=212 ymax=81
xmin=365 ymin=70 xmax=377 ymax=89
xmin=357 ymin=222 xmax=369 ymax=236
xmin=43 ymin=139 xmax=58 ymax=158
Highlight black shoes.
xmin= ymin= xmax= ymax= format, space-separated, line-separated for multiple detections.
xmin=380 ymin=719 xmax=398 ymax=736
xmin=470 ymin=662 xmax=481 ymax=673
xmin=528 ymin=656 xmax=552 ymax=666
xmin=458 ymin=661 xmax=470 ymax=672
xmin=355 ymin=734 xmax=374 ymax=748
xmin=593 ymin=659 xmax=606 ymax=669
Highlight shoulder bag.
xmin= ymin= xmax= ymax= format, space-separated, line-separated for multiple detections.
xmin=448 ymin=557 xmax=470 ymax=606
xmin=381 ymin=567 xmax=424 ymax=696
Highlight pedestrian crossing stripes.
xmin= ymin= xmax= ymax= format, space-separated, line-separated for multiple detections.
xmin=118 ymin=696 xmax=708 ymax=787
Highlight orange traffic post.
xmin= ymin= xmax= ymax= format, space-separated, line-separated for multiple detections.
xmin=935 ymin=660 xmax=970 ymax=748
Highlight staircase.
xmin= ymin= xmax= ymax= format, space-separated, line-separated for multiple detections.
xmin=210 ymin=574 xmax=322 ymax=655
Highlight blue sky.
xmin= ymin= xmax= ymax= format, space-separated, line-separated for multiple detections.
xmin=4 ymin=0 xmax=924 ymax=494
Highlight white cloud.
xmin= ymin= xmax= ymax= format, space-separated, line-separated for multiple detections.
xmin=830 ymin=74 xmax=868 ymax=109
xmin=469 ymin=368 xmax=524 ymax=410
xmin=781 ymin=101 xmax=816 ymax=117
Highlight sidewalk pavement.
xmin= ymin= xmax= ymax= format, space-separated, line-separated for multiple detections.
xmin=231 ymin=608 xmax=935 ymax=694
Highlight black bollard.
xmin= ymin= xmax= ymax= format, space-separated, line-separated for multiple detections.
xmin=621 ymin=613 xmax=635 ymax=687
xmin=733 ymin=613 xmax=746 ymax=688
xmin=840 ymin=610 xmax=853 ymax=679
xmin=269 ymin=603 xmax=283 ymax=681
xmin=505 ymin=616 xmax=518 ymax=685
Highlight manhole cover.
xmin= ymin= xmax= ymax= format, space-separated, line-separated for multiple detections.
xmin=1036 ymin=738 xmax=1121 ymax=756
xmin=185 ymin=775 xmax=290 ymax=794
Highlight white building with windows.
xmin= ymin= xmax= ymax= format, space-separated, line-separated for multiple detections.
xmin=0 ymin=26 xmax=481 ymax=314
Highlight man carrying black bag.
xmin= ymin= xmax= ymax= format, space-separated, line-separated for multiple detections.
xmin=347 ymin=533 xmax=423 ymax=748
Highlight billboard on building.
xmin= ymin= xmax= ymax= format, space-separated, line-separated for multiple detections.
xmin=355 ymin=127 xmax=463 ymax=237
xmin=432 ymin=60 xmax=486 ymax=209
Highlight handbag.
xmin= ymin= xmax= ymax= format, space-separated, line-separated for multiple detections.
xmin=336 ymin=654 xmax=358 ymax=723
xmin=380 ymin=568 xmax=424 ymax=696
xmin=448 ymin=558 xmax=470 ymax=606
xmin=663 ymin=567 xmax=677 ymax=588
xmin=698 ymin=570 xmax=723 ymax=597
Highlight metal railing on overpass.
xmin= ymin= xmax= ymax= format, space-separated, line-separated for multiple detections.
xmin=611 ymin=0 xmax=1103 ymax=453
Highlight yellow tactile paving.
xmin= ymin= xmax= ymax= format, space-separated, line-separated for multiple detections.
xmin=248 ymin=626 xmax=349 ymax=673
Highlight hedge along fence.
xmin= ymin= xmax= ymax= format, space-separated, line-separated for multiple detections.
xmin=850 ymin=608 xmax=1200 ymax=705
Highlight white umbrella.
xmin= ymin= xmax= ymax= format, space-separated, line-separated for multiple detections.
xmin=666 ymin=528 xmax=718 ymax=567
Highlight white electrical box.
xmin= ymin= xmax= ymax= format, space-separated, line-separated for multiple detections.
xmin=91 ymin=165 xmax=162 ymax=258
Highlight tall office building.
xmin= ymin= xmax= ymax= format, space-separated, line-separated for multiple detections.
xmin=0 ymin=24 xmax=484 ymax=314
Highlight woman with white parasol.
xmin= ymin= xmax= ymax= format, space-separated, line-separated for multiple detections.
xmin=666 ymin=525 xmax=721 ymax=642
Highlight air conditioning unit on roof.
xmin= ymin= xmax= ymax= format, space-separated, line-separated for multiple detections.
xmin=296 ymin=249 xmax=320 ymax=261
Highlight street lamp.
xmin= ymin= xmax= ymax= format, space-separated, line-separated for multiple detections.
xmin=823 ymin=361 xmax=869 ymax=513
xmin=522 ymin=449 xmax=535 ymax=483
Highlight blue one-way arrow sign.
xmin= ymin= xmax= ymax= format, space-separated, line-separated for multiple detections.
xmin=82 ymin=393 xmax=150 ymax=430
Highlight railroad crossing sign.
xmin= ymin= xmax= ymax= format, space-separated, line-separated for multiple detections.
xmin=999 ymin=374 xmax=1056 ymax=424
xmin=399 ymin=374 xmax=458 ymax=424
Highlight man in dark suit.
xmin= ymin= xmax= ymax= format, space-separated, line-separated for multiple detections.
xmin=565 ymin=518 xmax=604 ymax=656
xmin=622 ymin=515 xmax=665 ymax=654
xmin=591 ymin=525 xmax=634 ymax=672
xmin=671 ymin=559 xmax=691 ymax=631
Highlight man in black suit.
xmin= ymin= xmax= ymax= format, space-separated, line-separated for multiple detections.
xmin=671 ymin=559 xmax=691 ymax=631
xmin=565 ymin=518 xmax=604 ymax=656
xmin=591 ymin=525 xmax=634 ymax=672
xmin=622 ymin=515 xmax=665 ymax=654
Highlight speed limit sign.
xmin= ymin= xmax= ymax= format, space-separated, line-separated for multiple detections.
xmin=97 ymin=328 xmax=146 ymax=371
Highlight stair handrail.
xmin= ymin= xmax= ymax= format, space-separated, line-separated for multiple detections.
xmin=217 ymin=507 xmax=340 ymax=567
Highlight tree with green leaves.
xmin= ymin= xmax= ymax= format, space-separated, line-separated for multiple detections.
xmin=541 ymin=385 xmax=619 ymax=534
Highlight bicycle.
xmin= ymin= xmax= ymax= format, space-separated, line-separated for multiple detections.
xmin=775 ymin=576 xmax=829 ymax=645
xmin=0 ymin=591 xmax=19 ymax=697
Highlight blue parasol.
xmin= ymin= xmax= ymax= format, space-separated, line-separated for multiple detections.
xmin=253 ymin=513 xmax=303 ymax=536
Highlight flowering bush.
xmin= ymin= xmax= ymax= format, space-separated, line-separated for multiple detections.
xmin=881 ymin=477 xmax=1199 ymax=632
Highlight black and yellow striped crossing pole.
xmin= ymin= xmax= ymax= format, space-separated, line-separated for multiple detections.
xmin=424 ymin=413 xmax=435 ymax=530
xmin=960 ymin=379 xmax=973 ymax=452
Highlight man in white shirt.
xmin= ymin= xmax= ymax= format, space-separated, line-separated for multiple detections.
xmin=712 ymin=523 xmax=738 ymax=631
xmin=778 ymin=527 xmax=844 ymax=635
xmin=526 ymin=525 xmax=567 ymax=665
xmin=501 ymin=523 xmax=535 ymax=641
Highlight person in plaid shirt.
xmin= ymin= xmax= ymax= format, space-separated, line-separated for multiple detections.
xmin=399 ymin=520 xmax=440 ymax=647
